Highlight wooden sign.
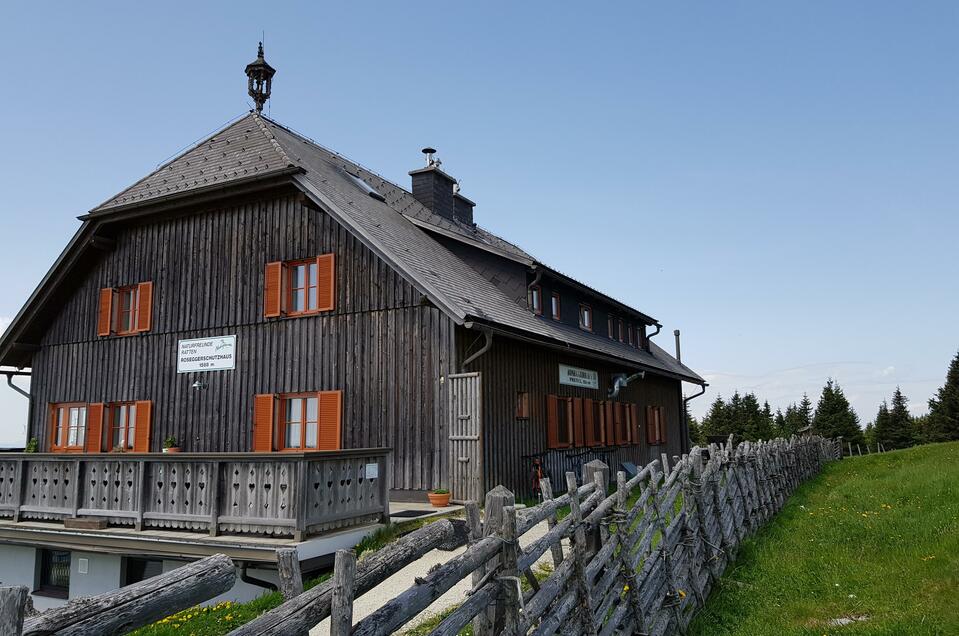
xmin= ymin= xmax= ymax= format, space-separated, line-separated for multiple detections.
xmin=177 ymin=335 xmax=237 ymax=373
xmin=559 ymin=364 xmax=599 ymax=389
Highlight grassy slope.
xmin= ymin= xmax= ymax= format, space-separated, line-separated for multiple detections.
xmin=690 ymin=442 xmax=959 ymax=636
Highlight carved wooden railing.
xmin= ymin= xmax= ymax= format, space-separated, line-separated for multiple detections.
xmin=0 ymin=449 xmax=391 ymax=540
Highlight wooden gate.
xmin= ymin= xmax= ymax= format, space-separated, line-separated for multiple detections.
xmin=448 ymin=372 xmax=483 ymax=503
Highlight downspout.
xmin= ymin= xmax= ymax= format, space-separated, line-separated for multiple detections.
xmin=526 ymin=267 xmax=543 ymax=311
xmin=461 ymin=323 xmax=493 ymax=371
xmin=5 ymin=371 xmax=30 ymax=400
xmin=682 ymin=383 xmax=708 ymax=451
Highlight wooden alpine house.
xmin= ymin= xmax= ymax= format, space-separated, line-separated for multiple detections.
xmin=0 ymin=44 xmax=704 ymax=606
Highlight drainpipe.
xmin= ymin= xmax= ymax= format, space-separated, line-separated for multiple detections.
xmin=673 ymin=330 xmax=682 ymax=364
xmin=4 ymin=371 xmax=30 ymax=400
xmin=461 ymin=323 xmax=493 ymax=371
xmin=526 ymin=267 xmax=542 ymax=312
xmin=682 ymin=383 xmax=708 ymax=450
xmin=645 ymin=323 xmax=662 ymax=350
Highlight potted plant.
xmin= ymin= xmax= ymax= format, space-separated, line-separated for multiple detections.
xmin=427 ymin=488 xmax=451 ymax=508
xmin=25 ymin=437 xmax=38 ymax=453
xmin=162 ymin=436 xmax=181 ymax=453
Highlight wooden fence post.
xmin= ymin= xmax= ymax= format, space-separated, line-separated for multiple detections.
xmin=493 ymin=506 xmax=521 ymax=636
xmin=276 ymin=547 xmax=304 ymax=600
xmin=582 ymin=460 xmax=609 ymax=556
xmin=0 ymin=586 xmax=28 ymax=636
xmin=330 ymin=549 xmax=357 ymax=636
xmin=538 ymin=478 xmax=565 ymax=568
xmin=475 ymin=485 xmax=513 ymax=636
xmin=565 ymin=471 xmax=598 ymax=636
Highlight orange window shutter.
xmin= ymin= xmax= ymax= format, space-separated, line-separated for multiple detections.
xmin=572 ymin=397 xmax=584 ymax=447
xmin=546 ymin=395 xmax=559 ymax=449
xmin=583 ymin=399 xmax=596 ymax=446
xmin=264 ymin=262 xmax=284 ymax=318
xmin=97 ymin=288 xmax=113 ymax=336
xmin=253 ymin=394 xmax=275 ymax=451
xmin=604 ymin=401 xmax=615 ymax=448
xmin=49 ymin=406 xmax=59 ymax=451
xmin=646 ymin=406 xmax=656 ymax=445
xmin=85 ymin=403 xmax=105 ymax=453
xmin=317 ymin=254 xmax=335 ymax=312
xmin=133 ymin=401 xmax=152 ymax=452
xmin=318 ymin=391 xmax=342 ymax=450
xmin=629 ymin=404 xmax=639 ymax=445
xmin=658 ymin=408 xmax=667 ymax=444
xmin=135 ymin=281 xmax=153 ymax=332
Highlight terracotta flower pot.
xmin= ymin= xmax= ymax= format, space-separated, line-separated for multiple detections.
xmin=427 ymin=492 xmax=451 ymax=507
xmin=162 ymin=447 xmax=181 ymax=454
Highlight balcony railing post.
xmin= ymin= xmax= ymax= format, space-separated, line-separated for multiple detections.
xmin=209 ymin=460 xmax=221 ymax=537
xmin=294 ymin=459 xmax=308 ymax=542
xmin=134 ymin=459 xmax=147 ymax=531
xmin=12 ymin=459 xmax=24 ymax=523
xmin=69 ymin=458 xmax=82 ymax=518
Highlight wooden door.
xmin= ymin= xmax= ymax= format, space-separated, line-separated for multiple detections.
xmin=448 ymin=372 xmax=483 ymax=503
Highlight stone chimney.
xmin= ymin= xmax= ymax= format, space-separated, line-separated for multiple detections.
xmin=410 ymin=148 xmax=473 ymax=224
xmin=453 ymin=191 xmax=475 ymax=225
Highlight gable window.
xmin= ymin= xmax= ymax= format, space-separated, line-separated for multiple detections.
xmin=515 ymin=391 xmax=530 ymax=419
xmin=97 ymin=282 xmax=153 ymax=337
xmin=646 ymin=406 xmax=666 ymax=445
xmin=608 ymin=316 xmax=615 ymax=339
xmin=528 ymin=286 xmax=542 ymax=315
xmin=579 ymin=304 xmax=592 ymax=331
xmin=627 ymin=325 xmax=634 ymax=346
xmin=37 ymin=549 xmax=71 ymax=598
xmin=618 ymin=319 xmax=625 ymax=342
xmin=550 ymin=293 xmax=561 ymax=320
xmin=253 ymin=391 xmax=342 ymax=452
xmin=546 ymin=395 xmax=573 ymax=449
xmin=50 ymin=404 xmax=87 ymax=452
xmin=264 ymin=255 xmax=335 ymax=318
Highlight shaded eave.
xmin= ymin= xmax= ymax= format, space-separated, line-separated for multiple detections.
xmin=463 ymin=318 xmax=703 ymax=385
xmin=534 ymin=264 xmax=658 ymax=326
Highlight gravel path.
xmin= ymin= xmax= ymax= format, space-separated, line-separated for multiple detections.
xmin=310 ymin=518 xmax=558 ymax=635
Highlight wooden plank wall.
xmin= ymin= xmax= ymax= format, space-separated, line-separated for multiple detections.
xmin=28 ymin=193 xmax=456 ymax=492
xmin=459 ymin=330 xmax=685 ymax=498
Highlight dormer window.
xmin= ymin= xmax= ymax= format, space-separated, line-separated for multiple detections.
xmin=618 ymin=319 xmax=625 ymax=342
xmin=529 ymin=285 xmax=542 ymax=315
xmin=550 ymin=292 xmax=561 ymax=320
xmin=579 ymin=304 xmax=592 ymax=331
xmin=627 ymin=325 xmax=634 ymax=346
xmin=608 ymin=316 xmax=615 ymax=339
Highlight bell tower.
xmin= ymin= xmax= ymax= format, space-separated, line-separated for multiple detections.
xmin=245 ymin=42 xmax=276 ymax=113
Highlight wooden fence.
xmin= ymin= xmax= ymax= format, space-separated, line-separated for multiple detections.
xmin=320 ymin=434 xmax=838 ymax=636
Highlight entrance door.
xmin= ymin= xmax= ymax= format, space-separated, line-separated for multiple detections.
xmin=448 ymin=372 xmax=483 ymax=503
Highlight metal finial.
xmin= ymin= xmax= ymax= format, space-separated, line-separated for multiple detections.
xmin=245 ymin=42 xmax=276 ymax=113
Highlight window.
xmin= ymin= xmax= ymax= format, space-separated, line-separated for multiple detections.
xmin=123 ymin=557 xmax=163 ymax=586
xmin=579 ymin=305 xmax=592 ymax=331
xmin=618 ymin=319 xmax=625 ymax=342
xmin=515 ymin=391 xmax=530 ymax=419
xmin=264 ymin=255 xmax=335 ymax=318
xmin=550 ymin=292 xmax=561 ymax=320
xmin=253 ymin=391 xmax=342 ymax=452
xmin=97 ymin=282 xmax=153 ymax=337
xmin=528 ymin=286 xmax=542 ymax=315
xmin=50 ymin=404 xmax=87 ymax=452
xmin=110 ymin=402 xmax=137 ymax=450
xmin=646 ymin=406 xmax=666 ymax=445
xmin=282 ymin=394 xmax=319 ymax=449
xmin=546 ymin=395 xmax=573 ymax=449
xmin=608 ymin=316 xmax=615 ymax=339
xmin=37 ymin=549 xmax=70 ymax=598
xmin=585 ymin=399 xmax=605 ymax=446
xmin=627 ymin=325 xmax=634 ymax=346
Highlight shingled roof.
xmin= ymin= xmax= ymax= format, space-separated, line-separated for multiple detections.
xmin=4 ymin=112 xmax=703 ymax=383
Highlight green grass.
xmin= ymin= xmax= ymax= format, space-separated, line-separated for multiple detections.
xmin=689 ymin=442 xmax=959 ymax=636
xmin=130 ymin=511 xmax=464 ymax=636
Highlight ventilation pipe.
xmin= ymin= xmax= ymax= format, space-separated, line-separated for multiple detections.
xmin=673 ymin=329 xmax=682 ymax=364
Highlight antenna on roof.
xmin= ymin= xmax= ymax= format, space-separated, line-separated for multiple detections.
xmin=422 ymin=147 xmax=441 ymax=168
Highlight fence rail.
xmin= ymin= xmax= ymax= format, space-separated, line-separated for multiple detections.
xmin=323 ymin=434 xmax=837 ymax=636
xmin=0 ymin=449 xmax=390 ymax=540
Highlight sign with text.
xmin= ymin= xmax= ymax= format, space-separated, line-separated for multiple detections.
xmin=559 ymin=364 xmax=599 ymax=390
xmin=177 ymin=335 xmax=237 ymax=373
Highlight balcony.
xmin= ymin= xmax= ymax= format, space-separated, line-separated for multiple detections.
xmin=0 ymin=449 xmax=390 ymax=541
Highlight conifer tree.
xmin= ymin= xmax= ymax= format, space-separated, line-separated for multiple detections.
xmin=876 ymin=387 xmax=915 ymax=450
xmin=774 ymin=408 xmax=786 ymax=436
xmin=928 ymin=350 xmax=959 ymax=441
xmin=797 ymin=393 xmax=814 ymax=430
xmin=812 ymin=378 xmax=864 ymax=445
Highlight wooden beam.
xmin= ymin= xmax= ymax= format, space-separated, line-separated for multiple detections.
xmin=0 ymin=586 xmax=28 ymax=636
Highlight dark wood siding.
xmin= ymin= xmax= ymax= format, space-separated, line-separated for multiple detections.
xmin=459 ymin=329 xmax=684 ymax=498
xmin=29 ymin=193 xmax=456 ymax=492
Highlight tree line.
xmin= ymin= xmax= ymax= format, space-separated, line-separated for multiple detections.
xmin=687 ymin=350 xmax=959 ymax=451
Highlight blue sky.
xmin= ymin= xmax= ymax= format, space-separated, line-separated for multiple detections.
xmin=1 ymin=2 xmax=957 ymax=445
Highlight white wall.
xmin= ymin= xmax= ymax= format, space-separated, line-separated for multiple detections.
xmin=69 ymin=551 xmax=122 ymax=601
